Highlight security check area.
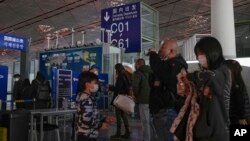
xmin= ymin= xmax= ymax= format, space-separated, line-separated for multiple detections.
xmin=1 ymin=0 xmax=250 ymax=141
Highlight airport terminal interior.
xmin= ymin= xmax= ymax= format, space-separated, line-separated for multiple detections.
xmin=0 ymin=0 xmax=250 ymax=141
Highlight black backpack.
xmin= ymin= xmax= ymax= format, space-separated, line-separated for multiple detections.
xmin=36 ymin=80 xmax=50 ymax=100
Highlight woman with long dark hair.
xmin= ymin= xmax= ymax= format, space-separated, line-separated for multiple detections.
xmin=109 ymin=63 xmax=131 ymax=139
xmin=192 ymin=37 xmax=231 ymax=141
xmin=174 ymin=37 xmax=231 ymax=141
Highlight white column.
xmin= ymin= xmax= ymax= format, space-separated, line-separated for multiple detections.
xmin=81 ymin=31 xmax=85 ymax=45
xmin=47 ymin=37 xmax=50 ymax=50
xmin=55 ymin=34 xmax=59 ymax=48
xmin=71 ymin=28 xmax=75 ymax=47
xmin=211 ymin=0 xmax=236 ymax=58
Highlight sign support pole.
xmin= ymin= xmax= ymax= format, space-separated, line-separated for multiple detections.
xmin=20 ymin=38 xmax=31 ymax=78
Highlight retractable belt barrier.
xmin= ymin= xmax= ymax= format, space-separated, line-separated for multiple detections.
xmin=2 ymin=99 xmax=35 ymax=103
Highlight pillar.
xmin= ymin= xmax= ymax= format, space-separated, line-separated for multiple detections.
xmin=211 ymin=0 xmax=236 ymax=58
xmin=20 ymin=39 xmax=30 ymax=79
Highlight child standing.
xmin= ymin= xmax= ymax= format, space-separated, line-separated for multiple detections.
xmin=75 ymin=72 xmax=108 ymax=141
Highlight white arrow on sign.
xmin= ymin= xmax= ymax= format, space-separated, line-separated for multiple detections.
xmin=104 ymin=12 xmax=110 ymax=22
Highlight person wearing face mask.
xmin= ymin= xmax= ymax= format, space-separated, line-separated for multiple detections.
xmin=89 ymin=65 xmax=102 ymax=101
xmin=12 ymin=74 xmax=23 ymax=102
xmin=174 ymin=37 xmax=231 ymax=141
xmin=90 ymin=65 xmax=99 ymax=76
xmin=147 ymin=39 xmax=188 ymax=141
xmin=193 ymin=37 xmax=231 ymax=141
xmin=197 ymin=55 xmax=208 ymax=69
xmin=76 ymin=72 xmax=111 ymax=141
xmin=76 ymin=65 xmax=100 ymax=97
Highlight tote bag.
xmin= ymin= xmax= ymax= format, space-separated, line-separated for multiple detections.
xmin=113 ymin=95 xmax=135 ymax=113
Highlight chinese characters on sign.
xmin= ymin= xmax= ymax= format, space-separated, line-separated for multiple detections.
xmin=0 ymin=33 xmax=27 ymax=51
xmin=101 ymin=2 xmax=141 ymax=53
xmin=39 ymin=47 xmax=103 ymax=97
xmin=57 ymin=69 xmax=72 ymax=98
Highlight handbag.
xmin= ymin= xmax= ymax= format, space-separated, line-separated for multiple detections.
xmin=113 ymin=94 xmax=135 ymax=113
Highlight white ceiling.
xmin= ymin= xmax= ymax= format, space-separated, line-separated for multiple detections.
xmin=0 ymin=0 xmax=250 ymax=62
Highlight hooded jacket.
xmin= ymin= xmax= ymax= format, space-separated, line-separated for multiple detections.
xmin=132 ymin=65 xmax=153 ymax=104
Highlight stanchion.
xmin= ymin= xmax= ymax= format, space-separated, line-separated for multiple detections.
xmin=1 ymin=99 xmax=36 ymax=110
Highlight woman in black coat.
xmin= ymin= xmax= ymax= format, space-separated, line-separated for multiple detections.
xmin=192 ymin=37 xmax=231 ymax=141
xmin=109 ymin=63 xmax=131 ymax=139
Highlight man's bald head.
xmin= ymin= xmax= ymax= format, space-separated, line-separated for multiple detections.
xmin=159 ymin=39 xmax=178 ymax=59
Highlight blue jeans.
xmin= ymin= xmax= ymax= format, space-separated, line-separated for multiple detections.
xmin=151 ymin=108 xmax=177 ymax=141
xmin=151 ymin=110 xmax=167 ymax=141
xmin=165 ymin=108 xmax=177 ymax=141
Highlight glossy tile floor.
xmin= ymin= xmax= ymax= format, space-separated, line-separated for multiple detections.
xmin=40 ymin=113 xmax=143 ymax=141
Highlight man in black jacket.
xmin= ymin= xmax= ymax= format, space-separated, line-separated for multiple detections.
xmin=12 ymin=74 xmax=23 ymax=108
xmin=12 ymin=74 xmax=22 ymax=100
xmin=148 ymin=39 xmax=188 ymax=141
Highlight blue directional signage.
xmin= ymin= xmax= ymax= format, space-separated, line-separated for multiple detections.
xmin=101 ymin=2 xmax=141 ymax=53
xmin=0 ymin=33 xmax=27 ymax=51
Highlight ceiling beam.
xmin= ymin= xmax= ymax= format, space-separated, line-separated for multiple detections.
xmin=0 ymin=0 xmax=96 ymax=33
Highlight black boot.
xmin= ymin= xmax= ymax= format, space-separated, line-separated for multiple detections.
xmin=121 ymin=127 xmax=130 ymax=139
xmin=110 ymin=127 xmax=121 ymax=140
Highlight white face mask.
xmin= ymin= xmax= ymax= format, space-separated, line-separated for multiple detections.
xmin=14 ymin=78 xmax=19 ymax=82
xmin=198 ymin=55 xmax=208 ymax=68
xmin=93 ymin=71 xmax=99 ymax=75
xmin=90 ymin=84 xmax=99 ymax=93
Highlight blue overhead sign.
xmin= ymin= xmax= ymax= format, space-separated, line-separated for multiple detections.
xmin=0 ymin=33 xmax=27 ymax=51
xmin=101 ymin=2 xmax=141 ymax=53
